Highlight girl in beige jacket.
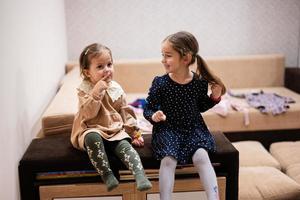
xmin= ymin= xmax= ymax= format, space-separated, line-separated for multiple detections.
xmin=71 ymin=43 xmax=152 ymax=191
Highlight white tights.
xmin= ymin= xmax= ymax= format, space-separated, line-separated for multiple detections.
xmin=159 ymin=149 xmax=219 ymax=200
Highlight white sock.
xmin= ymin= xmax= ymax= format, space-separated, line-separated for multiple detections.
xmin=159 ymin=156 xmax=177 ymax=200
xmin=192 ymin=148 xmax=219 ymax=200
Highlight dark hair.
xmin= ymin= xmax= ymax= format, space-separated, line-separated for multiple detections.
xmin=163 ymin=31 xmax=226 ymax=95
xmin=79 ymin=43 xmax=112 ymax=80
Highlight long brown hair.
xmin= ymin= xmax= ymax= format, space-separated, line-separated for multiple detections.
xmin=79 ymin=43 xmax=112 ymax=80
xmin=163 ymin=31 xmax=226 ymax=95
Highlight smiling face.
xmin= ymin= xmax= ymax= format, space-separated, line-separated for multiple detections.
xmin=84 ymin=50 xmax=114 ymax=84
xmin=161 ymin=41 xmax=185 ymax=74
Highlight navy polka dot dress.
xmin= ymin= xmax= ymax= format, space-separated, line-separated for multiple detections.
xmin=143 ymin=73 xmax=217 ymax=165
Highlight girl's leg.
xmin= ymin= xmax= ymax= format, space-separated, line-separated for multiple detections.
xmin=159 ymin=156 xmax=177 ymax=200
xmin=114 ymin=140 xmax=152 ymax=191
xmin=192 ymin=148 xmax=219 ymax=200
xmin=84 ymin=132 xmax=119 ymax=191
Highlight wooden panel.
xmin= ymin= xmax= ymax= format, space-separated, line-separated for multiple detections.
xmin=136 ymin=177 xmax=226 ymax=200
xmin=54 ymin=197 xmax=122 ymax=200
xmin=147 ymin=191 xmax=207 ymax=200
xmin=39 ymin=182 xmax=134 ymax=200
xmin=40 ymin=177 xmax=226 ymax=200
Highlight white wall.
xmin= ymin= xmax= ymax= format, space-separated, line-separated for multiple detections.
xmin=0 ymin=0 xmax=67 ymax=199
xmin=65 ymin=0 xmax=300 ymax=67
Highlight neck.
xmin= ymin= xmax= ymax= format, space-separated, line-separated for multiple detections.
xmin=169 ymin=69 xmax=193 ymax=84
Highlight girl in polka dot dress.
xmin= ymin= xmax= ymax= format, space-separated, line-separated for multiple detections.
xmin=143 ymin=31 xmax=226 ymax=200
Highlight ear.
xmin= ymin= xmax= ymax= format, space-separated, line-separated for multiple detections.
xmin=183 ymin=53 xmax=192 ymax=65
xmin=83 ymin=69 xmax=91 ymax=78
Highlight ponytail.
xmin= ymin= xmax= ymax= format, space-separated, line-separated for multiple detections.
xmin=196 ymin=55 xmax=226 ymax=95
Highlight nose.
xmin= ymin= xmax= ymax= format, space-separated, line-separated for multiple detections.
xmin=103 ymin=65 xmax=110 ymax=72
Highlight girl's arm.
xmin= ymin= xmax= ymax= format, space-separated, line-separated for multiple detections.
xmin=198 ymin=79 xmax=221 ymax=112
xmin=119 ymin=93 xmax=139 ymax=134
xmin=119 ymin=94 xmax=144 ymax=147
xmin=143 ymin=77 xmax=162 ymax=124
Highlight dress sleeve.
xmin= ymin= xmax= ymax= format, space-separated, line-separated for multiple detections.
xmin=198 ymin=78 xmax=219 ymax=112
xmin=143 ymin=76 xmax=161 ymax=124
xmin=119 ymin=93 xmax=138 ymax=137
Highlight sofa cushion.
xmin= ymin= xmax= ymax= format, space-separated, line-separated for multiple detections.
xmin=204 ymin=87 xmax=300 ymax=132
xmin=270 ymin=141 xmax=300 ymax=171
xmin=42 ymin=67 xmax=81 ymax=135
xmin=66 ymin=54 xmax=285 ymax=91
xmin=206 ymin=54 xmax=284 ymax=88
xmin=286 ymin=163 xmax=300 ymax=184
xmin=239 ymin=167 xmax=300 ymax=200
xmin=232 ymin=141 xmax=280 ymax=169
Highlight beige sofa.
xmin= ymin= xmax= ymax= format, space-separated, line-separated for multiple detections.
xmin=41 ymin=54 xmax=300 ymax=136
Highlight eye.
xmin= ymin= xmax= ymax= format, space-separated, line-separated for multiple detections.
xmin=162 ymin=53 xmax=170 ymax=58
xmin=97 ymin=65 xmax=104 ymax=69
xmin=107 ymin=62 xmax=113 ymax=68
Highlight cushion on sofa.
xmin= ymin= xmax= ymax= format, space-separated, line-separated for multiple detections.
xmin=239 ymin=167 xmax=300 ymax=200
xmin=232 ymin=141 xmax=280 ymax=169
xmin=204 ymin=87 xmax=300 ymax=132
xmin=286 ymin=163 xmax=300 ymax=184
xmin=270 ymin=141 xmax=300 ymax=171
xmin=42 ymin=67 xmax=81 ymax=135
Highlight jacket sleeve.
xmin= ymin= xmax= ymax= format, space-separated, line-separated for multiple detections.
xmin=77 ymin=88 xmax=106 ymax=120
xmin=143 ymin=76 xmax=161 ymax=124
xmin=119 ymin=93 xmax=138 ymax=137
xmin=198 ymin=79 xmax=219 ymax=112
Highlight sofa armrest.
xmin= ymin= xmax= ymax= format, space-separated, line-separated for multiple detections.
xmin=285 ymin=67 xmax=300 ymax=94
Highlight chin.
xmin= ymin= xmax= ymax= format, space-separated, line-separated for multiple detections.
xmin=164 ymin=66 xmax=171 ymax=73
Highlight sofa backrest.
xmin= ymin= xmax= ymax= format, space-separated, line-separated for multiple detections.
xmin=113 ymin=54 xmax=284 ymax=93
xmin=66 ymin=54 xmax=284 ymax=93
xmin=206 ymin=54 xmax=285 ymax=89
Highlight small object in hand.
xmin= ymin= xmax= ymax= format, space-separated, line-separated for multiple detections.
xmin=134 ymin=130 xmax=142 ymax=139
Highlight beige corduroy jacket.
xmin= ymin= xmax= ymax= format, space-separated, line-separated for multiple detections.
xmin=71 ymin=80 xmax=138 ymax=150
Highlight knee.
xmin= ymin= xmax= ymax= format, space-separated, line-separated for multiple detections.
xmin=192 ymin=148 xmax=210 ymax=165
xmin=84 ymin=132 xmax=102 ymax=147
xmin=160 ymin=156 xmax=177 ymax=170
xmin=115 ymin=139 xmax=132 ymax=152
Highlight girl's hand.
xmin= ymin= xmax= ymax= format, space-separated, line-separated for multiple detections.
xmin=91 ymin=73 xmax=111 ymax=95
xmin=132 ymin=136 xmax=144 ymax=147
xmin=132 ymin=130 xmax=144 ymax=147
xmin=210 ymin=83 xmax=222 ymax=99
xmin=151 ymin=110 xmax=166 ymax=122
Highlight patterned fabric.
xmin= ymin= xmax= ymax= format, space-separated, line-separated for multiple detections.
xmin=84 ymin=132 xmax=113 ymax=177
xmin=114 ymin=140 xmax=144 ymax=175
xmin=143 ymin=73 xmax=217 ymax=165
xmin=245 ymin=91 xmax=295 ymax=115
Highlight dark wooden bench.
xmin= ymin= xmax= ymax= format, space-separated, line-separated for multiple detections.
xmin=19 ymin=131 xmax=238 ymax=200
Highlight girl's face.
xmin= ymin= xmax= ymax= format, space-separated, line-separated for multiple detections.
xmin=84 ymin=50 xmax=114 ymax=84
xmin=161 ymin=41 xmax=184 ymax=74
